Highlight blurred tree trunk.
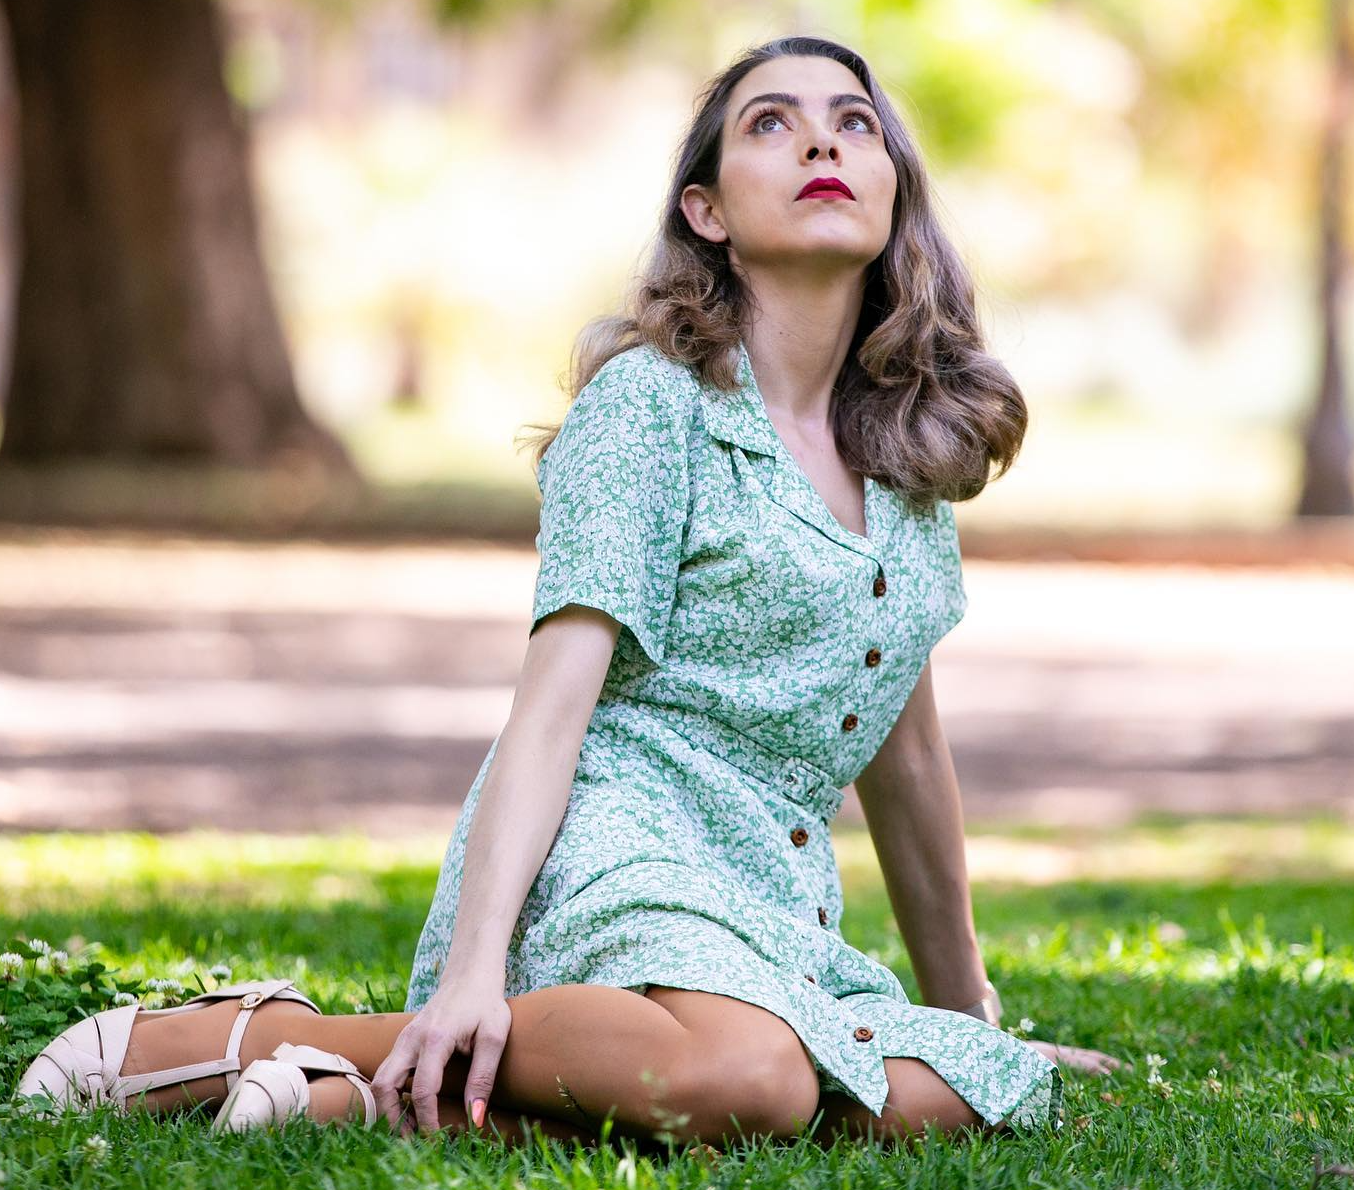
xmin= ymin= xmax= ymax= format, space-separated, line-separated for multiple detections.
xmin=1299 ymin=0 xmax=1354 ymax=516
xmin=0 ymin=0 xmax=356 ymax=476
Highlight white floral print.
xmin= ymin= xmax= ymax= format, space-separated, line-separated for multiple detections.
xmin=405 ymin=339 xmax=1062 ymax=1133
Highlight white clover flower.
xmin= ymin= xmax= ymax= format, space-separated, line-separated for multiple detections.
xmin=1144 ymin=1053 xmax=1170 ymax=1088
xmin=208 ymin=963 xmax=233 ymax=980
xmin=1019 ymin=1017 xmax=1036 ymax=1034
xmin=48 ymin=950 xmax=70 ymax=974
xmin=112 ymin=992 xmax=138 ymax=1006
xmin=145 ymin=978 xmax=185 ymax=1004
xmin=27 ymin=939 xmax=51 ymax=955
xmin=146 ymin=977 xmax=185 ymax=993
xmin=0 ymin=952 xmax=23 ymax=980
xmin=352 ymin=1001 xmax=375 ymax=1014
xmin=80 ymin=1135 xmax=109 ymax=1165
xmin=0 ymin=1013 xmax=7 ymax=1028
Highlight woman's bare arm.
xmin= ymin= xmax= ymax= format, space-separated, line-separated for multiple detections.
xmin=372 ymin=602 xmax=622 ymax=1135
xmin=857 ymin=661 xmax=1127 ymax=1076
xmin=853 ymin=659 xmax=991 ymax=1013
xmin=443 ymin=603 xmax=622 ymax=982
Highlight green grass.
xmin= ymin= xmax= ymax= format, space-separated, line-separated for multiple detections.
xmin=1 ymin=824 xmax=1351 ymax=1188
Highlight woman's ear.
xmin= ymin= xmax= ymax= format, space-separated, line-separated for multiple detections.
xmin=680 ymin=183 xmax=730 ymax=246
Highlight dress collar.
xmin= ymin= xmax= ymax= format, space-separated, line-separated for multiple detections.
xmin=696 ymin=338 xmax=783 ymax=457
xmin=697 ymin=336 xmax=883 ymax=563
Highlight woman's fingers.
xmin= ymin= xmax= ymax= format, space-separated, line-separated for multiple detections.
xmin=371 ymin=993 xmax=512 ymax=1139
xmin=462 ymin=1023 xmax=509 ymax=1131
xmin=371 ymin=1031 xmax=419 ymax=1132
xmin=1026 ymin=1038 xmax=1125 ymax=1075
xmin=410 ymin=1035 xmax=458 ymax=1135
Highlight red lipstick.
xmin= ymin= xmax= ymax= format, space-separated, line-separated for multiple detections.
xmin=796 ymin=176 xmax=855 ymax=200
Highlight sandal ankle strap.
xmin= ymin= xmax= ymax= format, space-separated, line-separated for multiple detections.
xmin=270 ymin=1043 xmax=362 ymax=1077
xmin=115 ymin=1055 xmax=243 ymax=1100
xmin=116 ymin=984 xmax=307 ymax=1100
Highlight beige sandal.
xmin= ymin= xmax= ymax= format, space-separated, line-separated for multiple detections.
xmin=15 ymin=977 xmax=321 ymax=1116
xmin=212 ymin=1042 xmax=377 ymax=1132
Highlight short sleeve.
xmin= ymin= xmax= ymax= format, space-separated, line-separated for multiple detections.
xmin=529 ymin=351 xmax=690 ymax=666
xmin=932 ymin=498 xmax=968 ymax=640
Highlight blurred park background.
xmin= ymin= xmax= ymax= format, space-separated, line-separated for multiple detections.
xmin=0 ymin=0 xmax=1350 ymax=842
xmin=1 ymin=3 xmax=1352 ymax=1181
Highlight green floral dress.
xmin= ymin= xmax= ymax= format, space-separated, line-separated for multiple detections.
xmin=405 ymin=339 xmax=1063 ymax=1134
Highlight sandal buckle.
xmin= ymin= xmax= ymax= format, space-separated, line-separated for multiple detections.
xmin=239 ymin=991 xmax=265 ymax=1009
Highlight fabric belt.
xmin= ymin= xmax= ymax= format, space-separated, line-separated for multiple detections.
xmin=592 ymin=697 xmax=846 ymax=822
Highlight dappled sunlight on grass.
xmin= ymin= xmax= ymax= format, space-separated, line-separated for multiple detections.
xmin=839 ymin=814 xmax=1354 ymax=886
xmin=958 ymin=821 xmax=1354 ymax=885
xmin=1 ymin=823 xmax=1350 ymax=1185
xmin=0 ymin=831 xmax=445 ymax=910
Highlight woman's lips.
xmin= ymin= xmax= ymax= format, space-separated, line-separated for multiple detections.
xmin=797 ymin=177 xmax=855 ymax=200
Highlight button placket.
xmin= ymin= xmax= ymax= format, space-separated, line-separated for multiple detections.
xmin=837 ymin=565 xmax=890 ymax=743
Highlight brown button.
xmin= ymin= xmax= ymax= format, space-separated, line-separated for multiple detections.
xmin=805 ymin=974 xmax=817 ymax=984
xmin=817 ymin=906 xmax=829 ymax=926
xmin=841 ymin=713 xmax=858 ymax=732
xmin=790 ymin=827 xmax=810 ymax=847
xmin=853 ymin=1026 xmax=874 ymax=1042
xmin=873 ymin=575 xmax=887 ymax=597
xmin=865 ymin=648 xmax=881 ymax=667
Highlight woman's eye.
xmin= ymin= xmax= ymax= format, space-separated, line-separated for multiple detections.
xmin=748 ymin=107 xmax=878 ymax=134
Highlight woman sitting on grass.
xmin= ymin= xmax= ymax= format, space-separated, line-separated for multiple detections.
xmin=16 ymin=33 xmax=1119 ymax=1151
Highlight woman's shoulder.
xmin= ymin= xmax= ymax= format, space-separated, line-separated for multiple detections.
xmin=586 ymin=343 xmax=703 ymax=419
xmin=542 ymin=344 xmax=702 ymax=485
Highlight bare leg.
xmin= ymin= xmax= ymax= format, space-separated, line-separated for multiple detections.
xmin=120 ymin=999 xmax=595 ymax=1142
xmin=809 ymin=1057 xmax=1005 ymax=1150
xmin=121 ymin=983 xmax=811 ymax=1147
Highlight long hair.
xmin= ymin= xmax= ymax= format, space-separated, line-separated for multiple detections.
xmin=516 ymin=34 xmax=1027 ymax=513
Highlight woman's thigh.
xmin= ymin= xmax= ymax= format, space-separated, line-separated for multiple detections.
xmin=811 ymin=1056 xmax=998 ymax=1150
xmin=641 ymin=985 xmax=821 ymax=1142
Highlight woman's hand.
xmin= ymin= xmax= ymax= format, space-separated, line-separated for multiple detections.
xmin=1024 ymin=1038 xmax=1126 ymax=1076
xmin=370 ymin=975 xmax=513 ymax=1137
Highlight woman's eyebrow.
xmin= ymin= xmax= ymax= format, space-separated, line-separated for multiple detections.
xmin=733 ymin=91 xmax=877 ymax=123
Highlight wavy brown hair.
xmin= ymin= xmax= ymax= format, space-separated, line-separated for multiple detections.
xmin=516 ymin=34 xmax=1026 ymax=513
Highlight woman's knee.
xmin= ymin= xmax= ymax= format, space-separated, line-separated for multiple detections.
xmin=810 ymin=1058 xmax=988 ymax=1150
xmin=668 ymin=1021 xmax=820 ymax=1141
xmin=879 ymin=1057 xmax=985 ymax=1143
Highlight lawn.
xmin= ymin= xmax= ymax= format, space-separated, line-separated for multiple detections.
xmin=1 ymin=821 xmax=1351 ymax=1188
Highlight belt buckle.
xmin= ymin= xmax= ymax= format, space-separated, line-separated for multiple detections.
xmin=779 ymin=761 xmax=817 ymax=807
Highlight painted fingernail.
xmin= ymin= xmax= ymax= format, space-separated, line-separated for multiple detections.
xmin=471 ymin=1098 xmax=486 ymax=1127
